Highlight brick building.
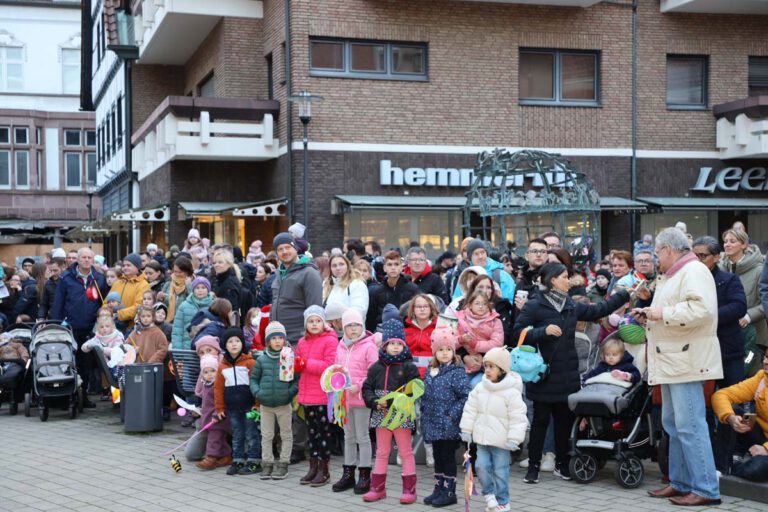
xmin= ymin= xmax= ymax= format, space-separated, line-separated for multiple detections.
xmin=85 ymin=0 xmax=768 ymax=260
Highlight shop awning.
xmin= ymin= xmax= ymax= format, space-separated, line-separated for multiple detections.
xmin=178 ymin=202 xmax=250 ymax=216
xmin=599 ymin=197 xmax=647 ymax=211
xmin=232 ymin=198 xmax=288 ymax=217
xmin=110 ymin=205 xmax=170 ymax=222
xmin=335 ymin=195 xmax=647 ymax=211
xmin=639 ymin=197 xmax=768 ymax=210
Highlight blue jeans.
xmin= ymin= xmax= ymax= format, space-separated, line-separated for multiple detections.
xmin=229 ymin=409 xmax=262 ymax=462
xmin=661 ymin=382 xmax=720 ymax=499
xmin=476 ymin=445 xmax=510 ymax=505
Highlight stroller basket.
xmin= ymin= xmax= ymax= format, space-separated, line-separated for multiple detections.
xmin=170 ymin=350 xmax=200 ymax=397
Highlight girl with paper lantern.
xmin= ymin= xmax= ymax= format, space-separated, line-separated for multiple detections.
xmin=362 ymin=306 xmax=421 ymax=504
xmin=330 ymin=308 xmax=379 ymax=494
xmin=420 ymin=326 xmax=471 ymax=507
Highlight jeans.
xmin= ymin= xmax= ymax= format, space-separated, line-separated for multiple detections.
xmin=476 ymin=445 xmax=510 ymax=505
xmin=432 ymin=439 xmax=459 ymax=478
xmin=661 ymin=382 xmax=720 ymax=499
xmin=229 ymin=409 xmax=262 ymax=462
xmin=527 ymin=401 xmax=573 ymax=467
xmin=732 ymin=430 xmax=768 ymax=482
xmin=708 ymin=357 xmax=744 ymax=473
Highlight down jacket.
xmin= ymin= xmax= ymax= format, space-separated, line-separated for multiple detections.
xmin=214 ymin=351 xmax=256 ymax=413
xmin=324 ymin=278 xmax=370 ymax=320
xmin=271 ymin=255 xmax=324 ymax=343
xmin=296 ymin=325 xmax=339 ymax=405
xmin=459 ymin=373 xmax=527 ymax=449
xmin=110 ymin=274 xmax=150 ymax=326
xmin=711 ymin=266 xmax=747 ymax=363
xmin=335 ymin=332 xmax=378 ymax=408
xmin=171 ymin=293 xmax=213 ymax=350
xmin=421 ymin=362 xmax=471 ymax=442
xmin=712 ymin=370 xmax=768 ymax=451
xmin=250 ymin=347 xmax=299 ymax=408
xmin=404 ymin=316 xmax=437 ymax=377
xmin=455 ymin=309 xmax=504 ymax=355
xmin=647 ymin=252 xmax=723 ymax=385
xmin=362 ymin=350 xmax=421 ymax=429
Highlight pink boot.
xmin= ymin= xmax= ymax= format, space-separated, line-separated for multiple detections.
xmin=400 ymin=474 xmax=417 ymax=504
xmin=362 ymin=473 xmax=387 ymax=502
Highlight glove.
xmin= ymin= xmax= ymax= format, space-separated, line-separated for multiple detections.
xmin=611 ymin=369 xmax=632 ymax=381
xmin=460 ymin=432 xmax=472 ymax=444
xmin=505 ymin=441 xmax=520 ymax=451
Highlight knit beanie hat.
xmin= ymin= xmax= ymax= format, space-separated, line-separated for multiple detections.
xmin=431 ymin=325 xmax=458 ymax=354
xmin=187 ymin=228 xmax=200 ymax=240
xmin=273 ymin=232 xmax=296 ymax=250
xmin=483 ymin=347 xmax=511 ymax=374
xmin=147 ymin=243 xmax=158 ymax=252
xmin=123 ymin=253 xmax=142 ymax=270
xmin=195 ymin=336 xmax=221 ymax=355
xmin=342 ymin=308 xmax=364 ymax=328
xmin=222 ymin=327 xmax=245 ymax=348
xmin=380 ymin=305 xmax=406 ymax=342
xmin=264 ymin=321 xmax=287 ymax=345
xmin=595 ymin=269 xmax=611 ymax=282
xmin=381 ymin=303 xmax=401 ymax=324
xmin=325 ymin=302 xmax=346 ymax=322
xmin=303 ymin=304 xmax=326 ymax=329
xmin=190 ymin=277 xmax=211 ymax=292
xmin=199 ymin=354 xmax=219 ymax=372
xmin=106 ymin=291 xmax=122 ymax=303
xmin=51 ymin=247 xmax=66 ymax=258
xmin=466 ymin=239 xmax=488 ymax=260
xmin=288 ymin=222 xmax=306 ymax=239
xmin=153 ymin=303 xmax=167 ymax=314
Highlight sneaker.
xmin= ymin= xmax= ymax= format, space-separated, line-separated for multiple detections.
xmin=226 ymin=462 xmax=244 ymax=475
xmin=260 ymin=463 xmax=274 ymax=480
xmin=272 ymin=462 xmax=289 ymax=480
xmin=554 ymin=461 xmax=571 ymax=481
xmin=518 ymin=458 xmax=529 ymax=469
xmin=484 ymin=494 xmax=499 ymax=511
xmin=523 ymin=464 xmax=540 ymax=484
xmin=541 ymin=452 xmax=556 ymax=472
xmin=238 ymin=461 xmax=262 ymax=475
xmin=496 ymin=505 xmax=511 ymax=512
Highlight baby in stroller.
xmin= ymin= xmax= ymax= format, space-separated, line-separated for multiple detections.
xmin=0 ymin=333 xmax=30 ymax=397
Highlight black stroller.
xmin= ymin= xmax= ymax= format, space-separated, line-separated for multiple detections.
xmin=0 ymin=323 xmax=33 ymax=415
xmin=28 ymin=321 xmax=83 ymax=421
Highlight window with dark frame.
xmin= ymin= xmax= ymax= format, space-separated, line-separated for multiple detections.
xmin=266 ymin=53 xmax=274 ymax=100
xmin=14 ymin=127 xmax=28 ymax=145
xmin=309 ymin=38 xmax=428 ymax=81
xmin=666 ymin=55 xmax=708 ymax=109
xmin=281 ymin=41 xmax=287 ymax=85
xmin=0 ymin=151 xmax=9 ymax=188
xmin=86 ymin=153 xmax=96 ymax=185
xmin=748 ymin=57 xmax=768 ymax=97
xmin=0 ymin=127 xmax=9 ymax=144
xmin=519 ymin=49 xmax=599 ymax=105
xmin=15 ymin=151 xmax=28 ymax=188
xmin=65 ymin=152 xmax=81 ymax=188
xmin=86 ymin=129 xmax=96 ymax=147
xmin=110 ymin=108 xmax=116 ymax=154
xmin=116 ymin=97 xmax=123 ymax=146
xmin=64 ymin=129 xmax=80 ymax=146
xmin=198 ymin=73 xmax=215 ymax=97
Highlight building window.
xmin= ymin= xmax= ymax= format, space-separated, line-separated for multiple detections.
xmin=36 ymin=127 xmax=41 ymax=144
xmin=36 ymin=149 xmax=42 ymax=188
xmin=198 ymin=73 xmax=215 ymax=97
xmin=14 ymin=127 xmax=28 ymax=145
xmin=110 ymin=109 xmax=116 ymax=154
xmin=519 ymin=49 xmax=599 ymax=106
xmin=266 ymin=53 xmax=273 ymax=100
xmin=116 ymin=97 xmax=123 ymax=147
xmin=86 ymin=152 xmax=96 ymax=185
xmin=309 ymin=38 xmax=428 ymax=81
xmin=0 ymin=151 xmax=9 ymax=188
xmin=86 ymin=129 xmax=96 ymax=146
xmin=15 ymin=151 xmax=28 ymax=188
xmin=62 ymin=48 xmax=80 ymax=94
xmin=749 ymin=57 xmax=768 ymax=97
xmin=0 ymin=126 xmax=9 ymax=144
xmin=64 ymin=129 xmax=81 ymax=146
xmin=0 ymin=46 xmax=23 ymax=91
xmin=65 ymin=152 xmax=81 ymax=188
xmin=666 ymin=55 xmax=708 ymax=109
xmin=281 ymin=41 xmax=287 ymax=85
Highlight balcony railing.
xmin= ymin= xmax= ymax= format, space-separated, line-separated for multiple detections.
xmin=134 ymin=0 xmax=264 ymax=64
xmin=714 ymin=96 xmax=768 ymax=159
xmin=132 ymin=96 xmax=280 ymax=180
xmin=661 ymin=0 xmax=768 ymax=15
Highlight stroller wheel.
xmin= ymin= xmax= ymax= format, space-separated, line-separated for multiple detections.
xmin=9 ymin=401 xmax=18 ymax=416
xmin=569 ymin=453 xmax=598 ymax=484
xmin=24 ymin=393 xmax=31 ymax=417
xmin=39 ymin=405 xmax=49 ymax=422
xmin=615 ymin=455 xmax=644 ymax=488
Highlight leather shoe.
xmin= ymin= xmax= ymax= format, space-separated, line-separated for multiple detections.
xmin=648 ymin=486 xmax=686 ymax=498
xmin=669 ymin=493 xmax=722 ymax=506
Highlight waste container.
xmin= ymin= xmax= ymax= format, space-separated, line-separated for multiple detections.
xmin=124 ymin=363 xmax=163 ymax=433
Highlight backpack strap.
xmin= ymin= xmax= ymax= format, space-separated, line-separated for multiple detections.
xmin=516 ymin=326 xmax=531 ymax=347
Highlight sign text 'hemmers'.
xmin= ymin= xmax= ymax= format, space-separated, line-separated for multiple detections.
xmin=691 ymin=166 xmax=768 ymax=193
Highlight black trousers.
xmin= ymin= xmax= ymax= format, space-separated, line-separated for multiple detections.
xmin=432 ymin=439 xmax=460 ymax=478
xmin=72 ymin=329 xmax=95 ymax=394
xmin=707 ymin=357 xmax=745 ymax=473
xmin=528 ymin=400 xmax=574 ymax=467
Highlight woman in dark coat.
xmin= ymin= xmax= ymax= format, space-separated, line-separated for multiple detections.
xmin=211 ymin=250 xmax=242 ymax=318
xmin=512 ymin=262 xmax=630 ymax=484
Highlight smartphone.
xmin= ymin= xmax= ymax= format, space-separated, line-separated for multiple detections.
xmin=743 ymin=412 xmax=757 ymax=421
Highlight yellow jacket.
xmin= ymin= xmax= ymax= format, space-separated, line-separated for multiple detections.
xmin=712 ymin=371 xmax=768 ymax=450
xmin=110 ymin=275 xmax=150 ymax=325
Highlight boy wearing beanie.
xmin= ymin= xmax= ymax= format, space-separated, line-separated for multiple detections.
xmin=250 ymin=321 xmax=298 ymax=480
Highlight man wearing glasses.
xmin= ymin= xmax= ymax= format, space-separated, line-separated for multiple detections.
xmin=634 ymin=250 xmax=656 ymax=281
xmin=540 ymin=231 xmax=561 ymax=250
xmin=515 ymin=238 xmax=549 ymax=309
xmin=404 ymin=247 xmax=449 ymax=304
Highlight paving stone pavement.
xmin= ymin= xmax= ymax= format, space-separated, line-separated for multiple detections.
xmin=0 ymin=403 xmax=764 ymax=512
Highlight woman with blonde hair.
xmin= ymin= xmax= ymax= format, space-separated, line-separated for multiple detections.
xmin=323 ymin=254 xmax=369 ymax=319
xmin=211 ymin=249 xmax=242 ymax=319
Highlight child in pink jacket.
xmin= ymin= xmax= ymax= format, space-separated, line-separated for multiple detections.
xmin=330 ymin=308 xmax=379 ymax=494
xmin=295 ymin=305 xmax=339 ymax=487
xmin=455 ymin=290 xmax=504 ymax=386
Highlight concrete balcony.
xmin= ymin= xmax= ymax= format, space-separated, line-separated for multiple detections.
xmin=714 ymin=96 xmax=768 ymax=159
xmin=134 ymin=0 xmax=264 ymax=64
xmin=661 ymin=0 xmax=768 ymax=14
xmin=132 ymin=96 xmax=280 ymax=180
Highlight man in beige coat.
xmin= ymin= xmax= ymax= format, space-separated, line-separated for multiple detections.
xmin=635 ymin=227 xmax=722 ymax=506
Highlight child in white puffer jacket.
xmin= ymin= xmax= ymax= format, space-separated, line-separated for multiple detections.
xmin=459 ymin=347 xmax=527 ymax=512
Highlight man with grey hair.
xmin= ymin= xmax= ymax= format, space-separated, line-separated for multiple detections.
xmin=635 ymin=228 xmax=722 ymax=505
xmin=405 ymin=246 xmax=449 ymax=303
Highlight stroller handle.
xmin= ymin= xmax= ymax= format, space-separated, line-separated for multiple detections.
xmin=31 ymin=320 xmax=72 ymax=336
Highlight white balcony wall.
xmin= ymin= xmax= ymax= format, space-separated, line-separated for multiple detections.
xmin=716 ymin=114 xmax=768 ymax=159
xmin=661 ymin=0 xmax=768 ymax=14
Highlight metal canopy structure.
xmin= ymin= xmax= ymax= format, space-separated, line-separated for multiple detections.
xmin=463 ymin=149 xmax=601 ymax=251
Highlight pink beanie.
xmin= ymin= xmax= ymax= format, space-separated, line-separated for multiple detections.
xmin=199 ymin=354 xmax=219 ymax=372
xmin=195 ymin=336 xmax=221 ymax=355
xmin=431 ymin=326 xmax=458 ymax=354
xmin=187 ymin=228 xmax=200 ymax=240
xmin=341 ymin=308 xmax=364 ymax=328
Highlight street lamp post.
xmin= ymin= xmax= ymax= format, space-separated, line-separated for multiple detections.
xmin=288 ymin=90 xmax=323 ymax=227
xmin=86 ymin=184 xmax=95 ymax=248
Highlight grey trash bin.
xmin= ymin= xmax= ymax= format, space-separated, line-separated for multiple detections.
xmin=124 ymin=363 xmax=163 ymax=433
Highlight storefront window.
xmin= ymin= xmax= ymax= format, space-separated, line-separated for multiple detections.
xmin=747 ymin=213 xmax=768 ymax=251
xmin=640 ymin=212 xmax=715 ymax=241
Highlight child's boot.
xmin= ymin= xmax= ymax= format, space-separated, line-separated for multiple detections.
xmin=423 ymin=474 xmax=444 ymax=505
xmin=300 ymin=457 xmax=318 ymax=484
xmin=431 ymin=477 xmax=457 ymax=507
xmin=310 ymin=459 xmax=330 ymax=487
xmin=400 ymin=474 xmax=417 ymax=504
xmin=272 ymin=462 xmax=289 ymax=480
xmin=260 ymin=462 xmax=274 ymax=480
xmin=354 ymin=467 xmax=371 ymax=495
xmin=195 ymin=456 xmax=219 ymax=471
xmin=332 ymin=464 xmax=356 ymax=492
xmin=362 ymin=473 xmax=387 ymax=502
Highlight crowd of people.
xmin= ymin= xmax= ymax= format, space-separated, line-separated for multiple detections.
xmin=1 ymin=220 xmax=768 ymax=510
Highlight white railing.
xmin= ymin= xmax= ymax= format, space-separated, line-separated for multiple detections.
xmin=716 ymin=114 xmax=768 ymax=159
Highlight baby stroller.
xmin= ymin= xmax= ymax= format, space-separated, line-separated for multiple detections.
xmin=28 ymin=321 xmax=82 ymax=421
xmin=0 ymin=323 xmax=32 ymax=415
xmin=566 ymin=332 xmax=663 ymax=488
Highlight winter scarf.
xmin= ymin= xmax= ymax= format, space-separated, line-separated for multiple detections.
xmin=544 ymin=289 xmax=569 ymax=313
xmin=459 ymin=307 xmax=500 ymax=330
xmin=378 ymin=344 xmax=412 ymax=365
xmin=166 ymin=275 xmax=188 ymax=323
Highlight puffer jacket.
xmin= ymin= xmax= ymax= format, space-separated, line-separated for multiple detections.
xmin=296 ymin=325 xmax=339 ymax=405
xmin=110 ymin=274 xmax=150 ymax=326
xmin=324 ymin=278 xmax=370 ymax=319
xmin=581 ymin=351 xmax=641 ymax=384
xmin=250 ymin=347 xmax=299 ymax=408
xmin=455 ymin=309 xmax=504 ymax=355
xmin=711 ymin=266 xmax=747 ymax=363
xmin=362 ymin=349 xmax=421 ymax=429
xmin=214 ymin=351 xmax=256 ymax=413
xmin=335 ymin=331 xmax=379 ymax=408
xmin=459 ymin=373 xmax=527 ymax=449
xmin=212 ymin=267 xmax=242 ymax=315
xmin=171 ymin=293 xmax=213 ymax=350
xmin=647 ymin=252 xmax=722 ymax=385
xmin=712 ymin=371 xmax=768 ymax=451
xmin=50 ymin=265 xmax=108 ymax=330
xmin=720 ymin=245 xmax=767 ymax=346
xmin=198 ymin=381 xmax=231 ymax=434
xmin=421 ymin=362 xmax=471 ymax=442
xmin=271 ymin=256 xmax=324 ymax=343
xmin=404 ymin=316 xmax=437 ymax=377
